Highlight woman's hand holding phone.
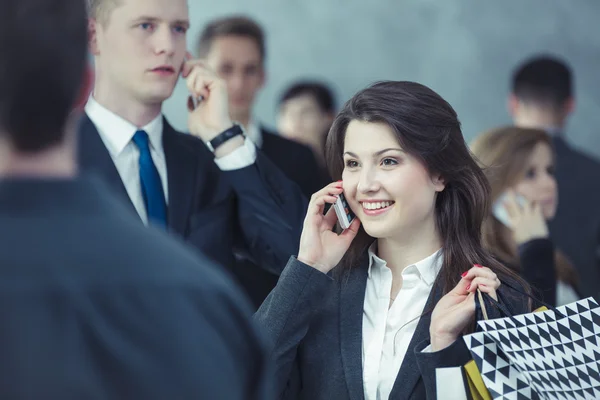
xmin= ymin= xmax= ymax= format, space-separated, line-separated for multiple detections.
xmin=501 ymin=191 xmax=549 ymax=245
xmin=297 ymin=182 xmax=361 ymax=274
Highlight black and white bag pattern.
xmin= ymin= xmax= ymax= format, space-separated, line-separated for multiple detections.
xmin=464 ymin=297 xmax=600 ymax=400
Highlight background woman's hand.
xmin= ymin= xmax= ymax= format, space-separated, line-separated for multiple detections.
xmin=297 ymin=181 xmax=361 ymax=274
xmin=504 ymin=191 xmax=549 ymax=245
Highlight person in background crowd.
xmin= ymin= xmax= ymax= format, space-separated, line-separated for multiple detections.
xmin=471 ymin=126 xmax=580 ymax=306
xmin=509 ymin=54 xmax=600 ymax=300
xmin=0 ymin=0 xmax=272 ymax=398
xmin=196 ymin=15 xmax=325 ymax=198
xmin=255 ymin=81 xmax=530 ymax=400
xmin=277 ymin=80 xmax=336 ymax=172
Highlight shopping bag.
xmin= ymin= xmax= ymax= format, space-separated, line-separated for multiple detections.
xmin=463 ymin=290 xmax=549 ymax=400
xmin=464 ymin=358 xmax=492 ymax=400
xmin=436 ymin=367 xmax=471 ymax=400
xmin=464 ymin=292 xmax=600 ymax=400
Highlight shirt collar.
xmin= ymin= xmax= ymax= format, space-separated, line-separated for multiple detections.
xmin=367 ymin=242 xmax=443 ymax=286
xmin=84 ymin=96 xmax=164 ymax=157
xmin=245 ymin=119 xmax=263 ymax=148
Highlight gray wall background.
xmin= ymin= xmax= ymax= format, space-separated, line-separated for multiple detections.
xmin=163 ymin=0 xmax=600 ymax=158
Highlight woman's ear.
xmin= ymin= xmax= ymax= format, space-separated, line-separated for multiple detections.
xmin=432 ymin=173 xmax=446 ymax=192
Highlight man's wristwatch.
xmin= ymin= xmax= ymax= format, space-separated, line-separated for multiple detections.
xmin=206 ymin=124 xmax=245 ymax=153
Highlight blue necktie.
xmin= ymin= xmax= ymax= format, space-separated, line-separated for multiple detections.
xmin=132 ymin=130 xmax=167 ymax=228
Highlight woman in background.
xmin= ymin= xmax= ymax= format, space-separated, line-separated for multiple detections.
xmin=471 ymin=126 xmax=580 ymax=306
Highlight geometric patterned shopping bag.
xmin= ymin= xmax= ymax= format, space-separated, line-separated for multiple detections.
xmin=464 ymin=297 xmax=600 ymax=400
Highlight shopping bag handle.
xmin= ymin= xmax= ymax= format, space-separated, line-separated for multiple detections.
xmin=477 ymin=280 xmax=559 ymax=321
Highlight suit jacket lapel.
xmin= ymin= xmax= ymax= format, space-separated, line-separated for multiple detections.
xmin=339 ymin=259 xmax=369 ymax=400
xmin=389 ymin=281 xmax=443 ymax=399
xmin=162 ymin=119 xmax=199 ymax=236
xmin=77 ymin=113 xmax=135 ymax=213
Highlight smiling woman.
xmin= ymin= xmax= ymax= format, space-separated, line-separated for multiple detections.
xmin=255 ymin=80 xmax=533 ymax=400
xmin=324 ymin=82 xmax=517 ymax=289
xmin=341 ymin=120 xmax=444 ymax=241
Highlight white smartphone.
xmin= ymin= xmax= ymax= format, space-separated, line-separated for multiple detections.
xmin=492 ymin=192 xmax=527 ymax=227
xmin=333 ymin=192 xmax=356 ymax=230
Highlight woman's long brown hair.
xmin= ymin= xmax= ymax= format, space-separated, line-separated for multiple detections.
xmin=470 ymin=126 xmax=578 ymax=288
xmin=325 ymin=82 xmax=532 ymax=325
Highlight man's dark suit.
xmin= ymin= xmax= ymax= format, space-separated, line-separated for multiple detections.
xmin=260 ymin=127 xmax=329 ymax=198
xmin=78 ymin=115 xmax=308 ymax=303
xmin=549 ymin=136 xmax=600 ymax=300
xmin=0 ymin=176 xmax=272 ymax=399
xmin=232 ymin=127 xmax=328 ymax=307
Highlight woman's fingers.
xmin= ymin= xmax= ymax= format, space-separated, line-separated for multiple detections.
xmin=323 ymin=201 xmax=339 ymax=226
xmin=531 ymin=201 xmax=543 ymax=218
xmin=462 ymin=264 xmax=498 ymax=282
xmin=309 ymin=182 xmax=344 ymax=203
xmin=461 ymin=265 xmax=501 ymax=301
xmin=503 ymin=193 xmax=522 ymax=222
xmin=307 ymin=182 xmax=344 ymax=216
xmin=466 ymin=277 xmax=500 ymax=292
xmin=452 ymin=274 xmax=472 ymax=296
xmin=473 ymin=281 xmax=499 ymax=301
xmin=339 ymin=218 xmax=361 ymax=241
xmin=311 ymin=194 xmax=338 ymax=215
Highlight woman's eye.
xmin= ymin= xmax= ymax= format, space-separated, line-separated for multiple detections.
xmin=382 ymin=158 xmax=398 ymax=166
xmin=345 ymin=160 xmax=359 ymax=168
xmin=524 ymin=168 xmax=536 ymax=179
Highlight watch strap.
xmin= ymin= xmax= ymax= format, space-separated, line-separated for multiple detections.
xmin=206 ymin=124 xmax=244 ymax=152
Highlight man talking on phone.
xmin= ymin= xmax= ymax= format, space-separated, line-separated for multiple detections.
xmin=81 ymin=0 xmax=308 ymax=295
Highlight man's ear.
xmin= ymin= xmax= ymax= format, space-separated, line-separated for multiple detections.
xmin=563 ymin=96 xmax=575 ymax=116
xmin=507 ymin=93 xmax=519 ymax=117
xmin=324 ymin=112 xmax=335 ymax=127
xmin=88 ymin=19 xmax=100 ymax=56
